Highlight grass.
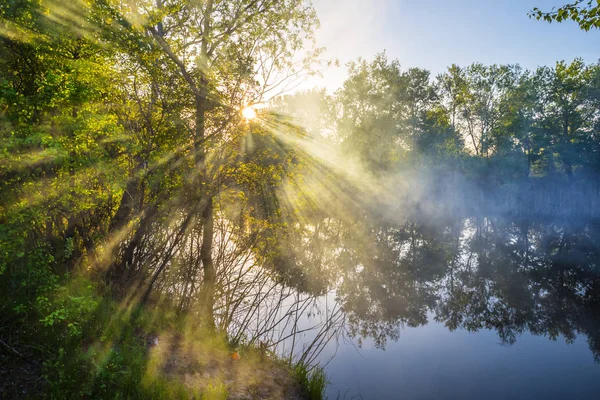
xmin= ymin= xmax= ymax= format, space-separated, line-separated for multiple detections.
xmin=293 ymin=361 xmax=328 ymax=400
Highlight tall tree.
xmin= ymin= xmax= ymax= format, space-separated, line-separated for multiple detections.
xmin=103 ymin=0 xmax=320 ymax=322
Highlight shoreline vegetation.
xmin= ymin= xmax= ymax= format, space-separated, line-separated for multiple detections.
xmin=1 ymin=284 xmax=328 ymax=399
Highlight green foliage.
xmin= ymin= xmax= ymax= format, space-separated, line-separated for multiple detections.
xmin=201 ymin=383 xmax=228 ymax=400
xmin=294 ymin=362 xmax=327 ymax=400
xmin=38 ymin=303 xmax=188 ymax=399
xmin=530 ymin=1 xmax=600 ymax=31
xmin=0 ymin=0 xmax=325 ymax=396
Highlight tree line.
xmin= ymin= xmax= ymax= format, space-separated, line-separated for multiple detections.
xmin=290 ymin=54 xmax=600 ymax=183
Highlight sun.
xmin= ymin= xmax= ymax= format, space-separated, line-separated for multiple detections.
xmin=242 ymin=106 xmax=257 ymax=120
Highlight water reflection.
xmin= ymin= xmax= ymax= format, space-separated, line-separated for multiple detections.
xmin=195 ymin=211 xmax=600 ymax=398
xmin=277 ymin=215 xmax=600 ymax=360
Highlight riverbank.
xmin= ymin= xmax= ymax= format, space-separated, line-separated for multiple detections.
xmin=0 ymin=285 xmax=326 ymax=399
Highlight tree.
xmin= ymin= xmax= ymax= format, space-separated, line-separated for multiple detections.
xmin=87 ymin=0 xmax=321 ymax=324
xmin=530 ymin=0 xmax=600 ymax=31
xmin=0 ymin=0 xmax=123 ymax=297
xmin=532 ymin=60 xmax=600 ymax=177
xmin=438 ymin=64 xmax=519 ymax=158
xmin=334 ymin=53 xmax=443 ymax=171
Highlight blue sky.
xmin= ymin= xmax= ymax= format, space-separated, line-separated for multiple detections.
xmin=306 ymin=0 xmax=600 ymax=90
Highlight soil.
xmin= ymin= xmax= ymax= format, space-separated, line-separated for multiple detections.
xmin=0 ymin=347 xmax=45 ymax=399
xmin=149 ymin=332 xmax=305 ymax=400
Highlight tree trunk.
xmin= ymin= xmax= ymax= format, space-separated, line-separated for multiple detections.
xmin=195 ymin=93 xmax=206 ymax=168
xmin=200 ymin=197 xmax=215 ymax=328
xmin=109 ymin=174 xmax=140 ymax=234
xmin=194 ymin=82 xmax=215 ymax=327
xmin=563 ymin=113 xmax=573 ymax=178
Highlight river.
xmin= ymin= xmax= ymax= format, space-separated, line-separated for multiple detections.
xmin=256 ymin=215 xmax=600 ymax=399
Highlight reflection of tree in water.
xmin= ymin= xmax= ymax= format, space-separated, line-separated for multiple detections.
xmin=331 ymin=220 xmax=447 ymax=348
xmin=302 ymin=214 xmax=600 ymax=359
xmin=437 ymin=217 xmax=600 ymax=360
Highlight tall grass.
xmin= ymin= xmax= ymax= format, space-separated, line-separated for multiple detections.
xmin=294 ymin=361 xmax=328 ymax=400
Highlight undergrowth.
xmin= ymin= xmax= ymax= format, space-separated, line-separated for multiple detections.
xmin=1 ymin=271 xmax=327 ymax=399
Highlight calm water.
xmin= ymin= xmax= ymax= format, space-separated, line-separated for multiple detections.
xmin=273 ymin=215 xmax=600 ymax=399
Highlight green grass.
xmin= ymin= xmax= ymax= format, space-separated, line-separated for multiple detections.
xmin=293 ymin=361 xmax=328 ymax=400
